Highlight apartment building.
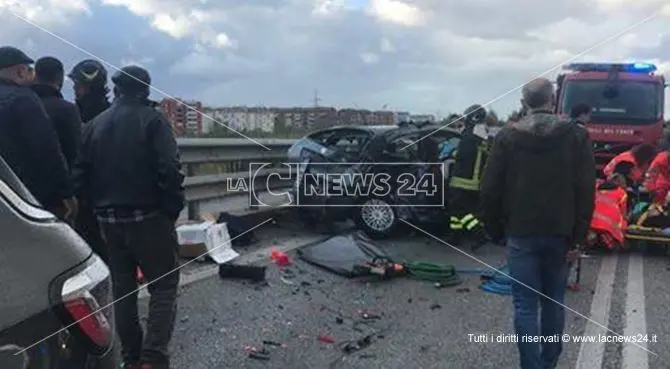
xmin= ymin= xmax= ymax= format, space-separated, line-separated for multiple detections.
xmin=204 ymin=107 xmax=276 ymax=133
xmin=337 ymin=108 xmax=370 ymax=125
xmin=274 ymin=107 xmax=338 ymax=130
xmin=371 ymin=110 xmax=395 ymax=125
xmin=394 ymin=111 xmax=411 ymax=124
xmin=160 ymin=98 xmax=203 ymax=135
xmin=409 ymin=114 xmax=436 ymax=123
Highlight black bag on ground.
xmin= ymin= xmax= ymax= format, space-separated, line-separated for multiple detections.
xmin=297 ymin=232 xmax=389 ymax=278
xmin=216 ymin=212 xmax=254 ymax=246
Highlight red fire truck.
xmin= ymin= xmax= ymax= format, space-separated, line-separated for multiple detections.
xmin=555 ymin=62 xmax=666 ymax=171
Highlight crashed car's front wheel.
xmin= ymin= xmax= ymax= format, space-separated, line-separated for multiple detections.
xmin=355 ymin=198 xmax=397 ymax=239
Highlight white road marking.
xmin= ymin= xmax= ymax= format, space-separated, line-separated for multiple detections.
xmin=575 ymin=253 xmax=618 ymax=369
xmin=138 ymin=234 xmax=326 ymax=299
xmin=623 ymin=254 xmax=648 ymax=369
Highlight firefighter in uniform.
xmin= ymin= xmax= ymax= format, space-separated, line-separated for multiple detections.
xmin=68 ymin=59 xmax=111 ymax=123
xmin=68 ymin=59 xmax=111 ymax=264
xmin=448 ymin=104 xmax=490 ymax=246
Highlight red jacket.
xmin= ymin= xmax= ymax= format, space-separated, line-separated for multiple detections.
xmin=590 ymin=182 xmax=627 ymax=249
xmin=643 ymin=151 xmax=670 ymax=204
xmin=603 ymin=151 xmax=644 ymax=183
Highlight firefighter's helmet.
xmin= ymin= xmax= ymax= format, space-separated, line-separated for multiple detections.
xmin=68 ymin=59 xmax=108 ymax=86
xmin=463 ymin=104 xmax=487 ymax=126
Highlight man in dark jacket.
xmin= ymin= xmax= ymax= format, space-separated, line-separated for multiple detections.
xmin=73 ymin=65 xmax=184 ymax=369
xmin=0 ymin=46 xmax=77 ymax=222
xmin=68 ymin=59 xmax=111 ymax=122
xmin=69 ymin=59 xmax=111 ymax=263
xmin=480 ymin=78 xmax=595 ymax=369
xmin=31 ymin=56 xmax=82 ymax=172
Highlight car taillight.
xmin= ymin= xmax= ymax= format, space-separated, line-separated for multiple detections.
xmin=61 ymin=254 xmax=114 ymax=350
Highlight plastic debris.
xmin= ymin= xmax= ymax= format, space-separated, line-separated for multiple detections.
xmin=318 ymin=334 xmax=336 ymax=344
xmin=248 ymin=351 xmax=270 ymax=360
xmin=343 ymin=335 xmax=373 ymax=354
xmin=244 ymin=346 xmax=270 ymax=361
xmin=271 ymin=248 xmax=291 ymax=267
xmin=279 ymin=277 xmax=295 ymax=285
xmin=218 ymin=264 xmax=266 ymax=282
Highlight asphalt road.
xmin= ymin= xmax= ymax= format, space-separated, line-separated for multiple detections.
xmin=135 ymin=219 xmax=670 ymax=369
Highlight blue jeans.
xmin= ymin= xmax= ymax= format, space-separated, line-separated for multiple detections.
xmin=507 ymin=236 xmax=570 ymax=369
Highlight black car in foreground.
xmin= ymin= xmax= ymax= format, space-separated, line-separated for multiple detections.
xmin=288 ymin=122 xmax=461 ymax=238
xmin=0 ymin=157 xmax=116 ymax=369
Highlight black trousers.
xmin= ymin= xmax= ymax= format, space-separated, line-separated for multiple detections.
xmin=99 ymin=214 xmax=180 ymax=367
xmin=76 ymin=201 xmax=109 ymax=264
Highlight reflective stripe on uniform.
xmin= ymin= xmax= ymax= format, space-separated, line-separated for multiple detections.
xmin=450 ymin=214 xmax=480 ymax=231
xmin=450 ymin=177 xmax=479 ymax=190
xmin=449 ymin=143 xmax=486 ymax=191
xmin=462 ymin=214 xmax=480 ymax=230
xmin=450 ymin=216 xmax=463 ymax=229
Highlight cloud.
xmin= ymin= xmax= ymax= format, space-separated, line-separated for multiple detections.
xmin=380 ymin=37 xmax=395 ymax=52
xmin=367 ymin=0 xmax=425 ymax=27
xmin=0 ymin=0 xmax=667 ymax=119
xmin=120 ymin=56 xmax=154 ymax=67
xmin=360 ymin=52 xmax=380 ymax=64
xmin=101 ymin=0 xmax=235 ymax=49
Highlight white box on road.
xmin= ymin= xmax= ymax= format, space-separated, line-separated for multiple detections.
xmin=176 ymin=221 xmax=238 ymax=264
xmin=205 ymin=223 xmax=239 ymax=264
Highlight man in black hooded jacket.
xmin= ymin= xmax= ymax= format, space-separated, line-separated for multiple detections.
xmin=31 ymin=56 xmax=82 ymax=172
xmin=480 ymin=78 xmax=595 ymax=369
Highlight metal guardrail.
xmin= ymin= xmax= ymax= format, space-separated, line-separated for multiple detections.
xmin=177 ymin=138 xmax=298 ymax=220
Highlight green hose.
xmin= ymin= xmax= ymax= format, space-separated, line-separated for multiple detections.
xmin=404 ymin=261 xmax=462 ymax=286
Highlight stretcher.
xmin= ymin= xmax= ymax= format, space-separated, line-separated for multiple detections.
xmin=623 ymin=193 xmax=670 ymax=253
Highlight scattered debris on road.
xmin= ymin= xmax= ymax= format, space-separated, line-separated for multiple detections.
xmin=318 ymin=333 xmax=336 ymax=344
xmin=244 ymin=346 xmax=271 ymax=361
xmin=342 ymin=334 xmax=373 ymax=354
xmin=271 ymin=248 xmax=291 ymax=266
xmin=218 ymin=264 xmax=266 ymax=282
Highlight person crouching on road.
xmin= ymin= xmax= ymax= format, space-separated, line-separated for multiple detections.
xmin=480 ymin=78 xmax=596 ymax=369
xmin=588 ymin=164 xmax=630 ymax=250
xmin=72 ymin=65 xmax=185 ymax=369
xmin=602 ymin=143 xmax=656 ymax=187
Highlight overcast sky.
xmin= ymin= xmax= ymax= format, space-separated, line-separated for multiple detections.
xmin=0 ymin=0 xmax=669 ymax=118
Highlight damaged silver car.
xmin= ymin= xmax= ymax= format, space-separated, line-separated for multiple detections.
xmin=287 ymin=122 xmax=461 ymax=238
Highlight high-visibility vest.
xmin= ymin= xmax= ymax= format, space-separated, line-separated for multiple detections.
xmin=602 ymin=151 xmax=643 ymax=183
xmin=643 ymin=151 xmax=670 ymax=204
xmin=590 ymin=186 xmax=627 ymax=248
